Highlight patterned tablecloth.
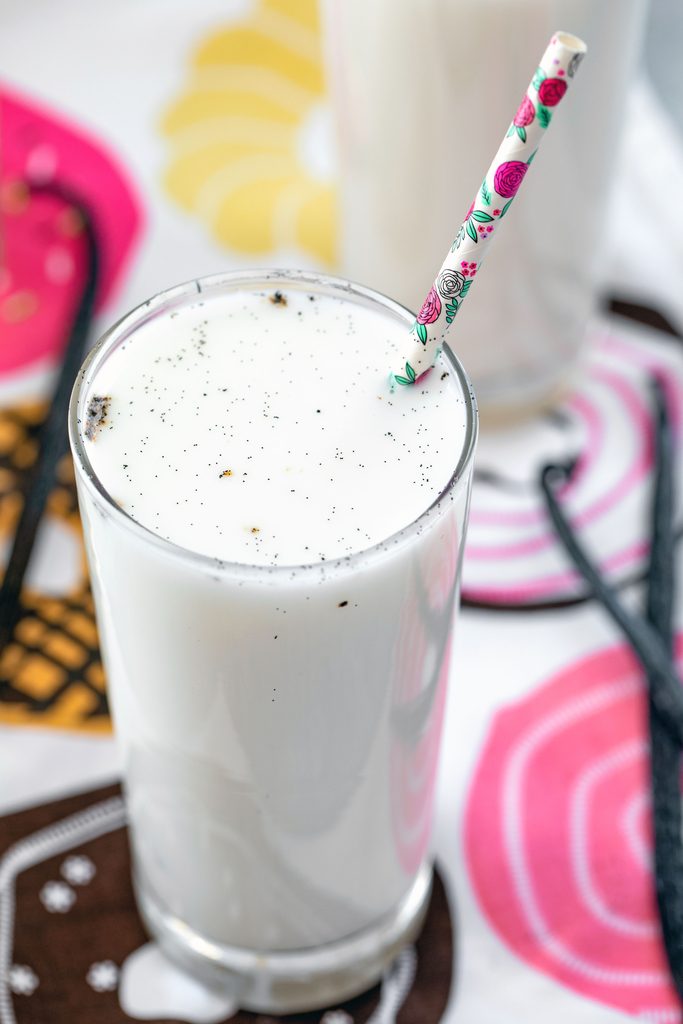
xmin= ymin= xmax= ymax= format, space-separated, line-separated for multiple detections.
xmin=1 ymin=2 xmax=683 ymax=1022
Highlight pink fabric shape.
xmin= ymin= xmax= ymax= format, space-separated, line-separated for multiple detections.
xmin=462 ymin=336 xmax=683 ymax=606
xmin=464 ymin=637 xmax=683 ymax=1020
xmin=0 ymin=86 xmax=142 ymax=375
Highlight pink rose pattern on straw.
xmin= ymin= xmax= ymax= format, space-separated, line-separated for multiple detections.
xmin=392 ymin=32 xmax=586 ymax=387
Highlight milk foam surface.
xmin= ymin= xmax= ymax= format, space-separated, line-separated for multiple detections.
xmin=82 ymin=287 xmax=466 ymax=565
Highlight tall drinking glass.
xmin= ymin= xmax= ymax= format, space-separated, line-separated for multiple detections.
xmin=68 ymin=270 xmax=477 ymax=1012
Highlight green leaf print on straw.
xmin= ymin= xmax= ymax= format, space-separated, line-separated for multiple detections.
xmin=391 ymin=31 xmax=587 ymax=388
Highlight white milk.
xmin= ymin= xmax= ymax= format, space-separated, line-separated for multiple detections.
xmin=71 ymin=272 xmax=475 ymax=976
xmin=80 ymin=286 xmax=466 ymax=566
xmin=324 ymin=0 xmax=648 ymax=413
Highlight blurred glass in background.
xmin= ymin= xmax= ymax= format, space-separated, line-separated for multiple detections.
xmin=0 ymin=0 xmax=681 ymax=412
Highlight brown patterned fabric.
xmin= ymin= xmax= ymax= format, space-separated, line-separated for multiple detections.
xmin=1 ymin=784 xmax=454 ymax=1023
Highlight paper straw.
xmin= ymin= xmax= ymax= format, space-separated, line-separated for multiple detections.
xmin=391 ymin=31 xmax=587 ymax=387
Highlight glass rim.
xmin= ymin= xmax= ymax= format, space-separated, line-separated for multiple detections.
xmin=69 ymin=268 xmax=478 ymax=580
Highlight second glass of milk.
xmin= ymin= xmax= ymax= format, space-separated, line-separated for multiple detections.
xmin=69 ymin=269 xmax=477 ymax=1013
xmin=323 ymin=0 xmax=648 ymax=416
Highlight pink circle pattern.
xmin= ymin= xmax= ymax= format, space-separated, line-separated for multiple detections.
xmin=463 ymin=330 xmax=683 ymax=606
xmin=0 ymin=86 xmax=142 ymax=376
xmin=464 ymin=637 xmax=683 ymax=1020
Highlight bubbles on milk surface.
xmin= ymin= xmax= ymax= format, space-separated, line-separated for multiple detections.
xmin=82 ymin=288 xmax=466 ymax=565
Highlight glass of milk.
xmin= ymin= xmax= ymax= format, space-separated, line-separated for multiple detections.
xmin=69 ymin=269 xmax=477 ymax=1012
xmin=323 ymin=0 xmax=648 ymax=416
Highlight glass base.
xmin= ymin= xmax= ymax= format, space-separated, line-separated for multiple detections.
xmin=134 ymin=863 xmax=432 ymax=1013
xmin=473 ymin=358 xmax=581 ymax=425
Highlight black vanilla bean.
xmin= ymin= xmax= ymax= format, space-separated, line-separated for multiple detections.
xmin=540 ymin=464 xmax=683 ymax=747
xmin=0 ymin=184 xmax=99 ymax=659
xmin=646 ymin=378 xmax=683 ymax=1002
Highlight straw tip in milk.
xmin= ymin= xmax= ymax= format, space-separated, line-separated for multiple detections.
xmin=553 ymin=31 xmax=588 ymax=55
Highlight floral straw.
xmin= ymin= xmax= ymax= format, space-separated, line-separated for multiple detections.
xmin=391 ymin=31 xmax=587 ymax=387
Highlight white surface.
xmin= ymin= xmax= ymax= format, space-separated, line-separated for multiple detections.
xmin=0 ymin=725 xmax=120 ymax=815
xmin=119 ymin=943 xmax=237 ymax=1023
